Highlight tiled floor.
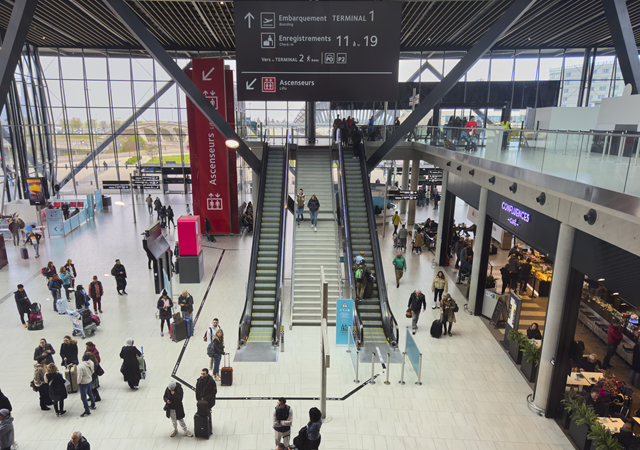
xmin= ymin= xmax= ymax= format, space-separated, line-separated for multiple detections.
xmin=0 ymin=191 xmax=574 ymax=450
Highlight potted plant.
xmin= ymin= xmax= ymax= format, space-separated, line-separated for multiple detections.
xmin=507 ymin=329 xmax=526 ymax=364
xmin=486 ymin=275 xmax=497 ymax=289
xmin=562 ymin=390 xmax=624 ymax=450
xmin=520 ymin=339 xmax=540 ymax=382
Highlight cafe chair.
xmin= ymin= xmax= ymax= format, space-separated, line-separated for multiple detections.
xmin=610 ymin=383 xmax=634 ymax=419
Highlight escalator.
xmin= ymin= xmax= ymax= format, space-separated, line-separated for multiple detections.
xmin=238 ymin=141 xmax=289 ymax=347
xmin=339 ymin=140 xmax=399 ymax=348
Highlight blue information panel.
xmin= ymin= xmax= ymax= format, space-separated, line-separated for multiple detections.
xmin=94 ymin=190 xmax=103 ymax=211
xmin=336 ymin=299 xmax=353 ymax=345
xmin=46 ymin=209 xmax=64 ymax=236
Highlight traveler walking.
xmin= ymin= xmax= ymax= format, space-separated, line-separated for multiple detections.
xmin=392 ymin=211 xmax=401 ymax=234
xmin=0 ymin=409 xmax=14 ymax=450
xmin=120 ymin=338 xmax=142 ymax=389
xmin=146 ymin=194 xmax=153 ymax=215
xmin=77 ymin=354 xmax=96 ymax=417
xmin=392 ymin=252 xmax=406 ymax=288
xmin=34 ymin=338 xmax=56 ymax=365
xmin=431 ymin=271 xmax=448 ymax=309
xmin=67 ymin=431 xmax=90 ymax=450
xmin=368 ymin=115 xmax=374 ymax=141
xmin=110 ymin=259 xmax=128 ymax=295
xmin=14 ymin=284 xmax=30 ymax=328
xmin=164 ymin=381 xmax=193 ymax=437
xmin=603 ymin=322 xmax=623 ymax=370
xmin=407 ymin=290 xmax=426 ymax=335
xmin=85 ymin=352 xmax=102 ymax=403
xmin=398 ymin=224 xmax=408 ymax=251
xmin=25 ymin=229 xmax=41 ymax=257
xmin=412 ymin=230 xmax=423 ymax=254
xmin=352 ymin=258 xmax=371 ymax=301
xmin=45 ymin=363 xmax=67 ymax=416
xmin=186 ymin=204 xmax=191 ymax=215
xmin=48 ymin=274 xmax=63 ymax=311
xmin=88 ymin=276 xmax=104 ymax=313
xmin=296 ymin=189 xmax=305 ymax=226
xmin=195 ymin=368 xmax=217 ymax=410
xmin=352 ymin=125 xmax=362 ymax=158
xmin=60 ymin=267 xmax=72 ymax=300
xmin=178 ymin=290 xmax=193 ymax=319
xmin=84 ymin=342 xmax=101 ymax=364
xmin=307 ymin=195 xmax=320 ymax=231
xmin=8 ymin=220 xmax=20 ymax=246
xmin=273 ymin=397 xmax=293 ymax=448
xmin=167 ymin=206 xmax=175 ymax=229
xmin=160 ymin=206 xmax=167 ymax=228
xmin=440 ymin=294 xmax=457 ymax=337
xmin=75 ymin=285 xmax=90 ymax=310
xmin=157 ymin=290 xmax=173 ymax=337
xmin=206 ymin=329 xmax=225 ymax=380
xmin=60 ymin=336 xmax=79 ymax=367
xmin=154 ymin=197 xmax=162 ymax=220
xmin=64 ymin=259 xmax=77 ymax=287
xmin=33 ymin=355 xmax=53 ymax=411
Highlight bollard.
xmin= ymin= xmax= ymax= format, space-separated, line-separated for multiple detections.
xmin=398 ymin=352 xmax=406 ymax=385
xmin=384 ymin=353 xmax=390 ymax=385
xmin=370 ymin=352 xmax=376 ymax=384
xmin=354 ymin=355 xmax=360 ymax=383
xmin=280 ymin=326 xmax=285 ymax=352
xmin=416 ymin=353 xmax=423 ymax=386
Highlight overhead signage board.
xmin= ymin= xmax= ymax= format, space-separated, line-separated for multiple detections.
xmin=234 ymin=1 xmax=401 ymax=101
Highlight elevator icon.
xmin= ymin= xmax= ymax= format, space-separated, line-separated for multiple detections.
xmin=207 ymin=193 xmax=223 ymax=211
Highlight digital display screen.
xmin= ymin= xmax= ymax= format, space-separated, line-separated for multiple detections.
xmin=26 ymin=177 xmax=46 ymax=205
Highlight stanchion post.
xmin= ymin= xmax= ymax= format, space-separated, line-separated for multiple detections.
xmin=370 ymin=352 xmax=376 ymax=384
xmin=384 ymin=353 xmax=390 ymax=385
xmin=398 ymin=352 xmax=406 ymax=385
xmin=354 ymin=354 xmax=360 ymax=383
xmin=129 ymin=173 xmax=136 ymax=224
xmin=416 ymin=353 xmax=423 ymax=386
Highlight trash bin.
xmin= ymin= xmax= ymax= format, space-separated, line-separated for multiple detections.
xmin=102 ymin=195 xmax=112 ymax=207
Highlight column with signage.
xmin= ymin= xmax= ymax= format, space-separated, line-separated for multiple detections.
xmin=185 ymin=58 xmax=238 ymax=235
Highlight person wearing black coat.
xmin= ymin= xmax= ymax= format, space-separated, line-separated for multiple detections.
xmin=195 ymin=369 xmax=217 ymax=410
xmin=407 ymin=290 xmax=426 ymax=335
xmin=14 ymin=284 xmax=30 ymax=327
xmin=164 ymin=381 xmax=193 ymax=437
xmin=59 ymin=336 xmax=79 ymax=367
xmin=46 ymin=364 xmax=68 ymax=416
xmin=34 ymin=339 xmax=56 ymax=365
xmin=75 ymin=286 xmax=89 ymax=310
xmin=67 ymin=432 xmax=90 ymax=450
xmin=526 ymin=323 xmax=542 ymax=340
xmin=631 ymin=342 xmax=640 ymax=388
xmin=157 ymin=291 xmax=173 ymax=337
xmin=119 ymin=338 xmax=142 ymax=389
xmin=110 ymin=259 xmax=127 ymax=295
xmin=159 ymin=206 xmax=167 ymax=227
xmin=0 ymin=389 xmax=11 ymax=411
xmin=166 ymin=206 xmax=175 ymax=229
xmin=154 ymin=197 xmax=162 ymax=220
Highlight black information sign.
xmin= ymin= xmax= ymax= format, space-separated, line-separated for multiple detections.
xmin=234 ymin=1 xmax=401 ymax=101
xmin=491 ymin=297 xmax=506 ymax=328
xmin=388 ymin=189 xmax=417 ymax=200
xmin=102 ymin=180 xmax=130 ymax=190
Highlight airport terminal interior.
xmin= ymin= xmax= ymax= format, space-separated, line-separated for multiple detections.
xmin=3 ymin=1 xmax=640 ymax=450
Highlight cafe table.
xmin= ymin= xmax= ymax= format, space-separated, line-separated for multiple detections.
xmin=598 ymin=417 xmax=624 ymax=433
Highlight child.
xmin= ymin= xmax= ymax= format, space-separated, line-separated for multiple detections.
xmin=186 ymin=204 xmax=191 ymax=215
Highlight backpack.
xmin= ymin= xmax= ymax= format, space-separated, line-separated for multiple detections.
xmin=17 ymin=218 xmax=25 ymax=228
xmin=206 ymin=340 xmax=216 ymax=358
xmin=355 ymin=267 xmax=364 ymax=282
xmin=203 ymin=327 xmax=212 ymax=342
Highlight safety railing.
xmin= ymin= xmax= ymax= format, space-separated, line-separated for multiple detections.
xmin=347 ymin=325 xmax=360 ymax=383
xmin=404 ymin=328 xmax=423 ymax=385
xmin=408 ymin=126 xmax=640 ymax=198
xmin=289 ymin=129 xmax=297 ymax=330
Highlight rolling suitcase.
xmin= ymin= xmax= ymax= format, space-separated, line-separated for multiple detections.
xmin=80 ymin=309 xmax=92 ymax=326
xmin=220 ymin=353 xmax=233 ymax=386
xmin=183 ymin=316 xmax=193 ymax=337
xmin=194 ymin=413 xmax=212 ymax=438
xmin=27 ymin=320 xmax=44 ymax=330
xmin=90 ymin=313 xmax=101 ymax=326
xmin=56 ymin=298 xmax=67 ymax=314
xmin=65 ymin=364 xmax=78 ymax=393
xmin=430 ymin=319 xmax=442 ymax=339
xmin=30 ymin=312 xmax=43 ymax=322
xmin=20 ymin=247 xmax=28 ymax=259
xmin=83 ymin=323 xmax=97 ymax=337
xmin=171 ymin=320 xmax=187 ymax=342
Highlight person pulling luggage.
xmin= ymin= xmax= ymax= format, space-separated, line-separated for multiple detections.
xmin=163 ymin=381 xmax=193 ymax=437
xmin=14 ymin=284 xmax=30 ymax=328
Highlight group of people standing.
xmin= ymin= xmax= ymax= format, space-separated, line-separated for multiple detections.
xmin=147 ymin=195 xmax=176 ymax=229
xmin=295 ymin=189 xmax=320 ymax=231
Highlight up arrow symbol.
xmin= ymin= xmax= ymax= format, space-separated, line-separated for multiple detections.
xmin=202 ymin=67 xmax=215 ymax=81
xmin=245 ymin=12 xmax=254 ymax=28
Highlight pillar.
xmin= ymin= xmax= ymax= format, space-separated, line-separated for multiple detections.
xmin=306 ymin=101 xmax=316 ymax=144
xmin=400 ymin=159 xmax=409 ymax=214
xmin=467 ymin=187 xmax=490 ymax=314
xmin=532 ymin=223 xmax=575 ymax=414
xmin=252 ymin=169 xmax=260 ymax=209
xmin=435 ymin=171 xmax=451 ymax=266
xmin=407 ymin=159 xmax=420 ymax=226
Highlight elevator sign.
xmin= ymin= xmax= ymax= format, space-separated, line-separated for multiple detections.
xmin=234 ymin=1 xmax=401 ymax=101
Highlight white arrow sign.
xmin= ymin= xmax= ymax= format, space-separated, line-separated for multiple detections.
xmin=246 ymin=78 xmax=256 ymax=90
xmin=202 ymin=67 xmax=215 ymax=81
xmin=245 ymin=12 xmax=254 ymax=28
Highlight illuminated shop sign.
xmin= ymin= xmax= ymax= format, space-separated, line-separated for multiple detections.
xmin=500 ymin=201 xmax=531 ymax=228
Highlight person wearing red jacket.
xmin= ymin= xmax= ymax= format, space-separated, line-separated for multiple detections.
xmin=603 ymin=322 xmax=623 ymax=369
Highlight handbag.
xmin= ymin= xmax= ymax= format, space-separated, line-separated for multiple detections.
xmin=172 ymin=312 xmax=182 ymax=323
xmin=453 ymin=303 xmax=459 ymax=313
xmin=406 ymin=307 xmax=412 ymax=318
xmin=30 ymin=380 xmax=37 ymax=392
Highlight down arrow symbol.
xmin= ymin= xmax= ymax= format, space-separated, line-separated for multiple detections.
xmin=246 ymin=79 xmax=256 ymax=90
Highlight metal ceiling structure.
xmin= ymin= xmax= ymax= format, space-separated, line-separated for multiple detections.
xmin=1 ymin=0 xmax=639 ymax=54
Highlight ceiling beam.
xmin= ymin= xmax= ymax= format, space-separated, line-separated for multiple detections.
xmin=446 ymin=0 xmax=500 ymax=44
xmin=191 ymin=1 xmax=221 ymax=44
xmin=602 ymin=0 xmax=640 ymax=94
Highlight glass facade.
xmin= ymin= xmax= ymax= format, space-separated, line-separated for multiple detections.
xmin=0 ymin=47 xmax=630 ymax=202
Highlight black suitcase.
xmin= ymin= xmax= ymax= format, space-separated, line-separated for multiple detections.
xmin=220 ymin=353 xmax=233 ymax=386
xmin=20 ymin=247 xmax=28 ymax=259
xmin=430 ymin=319 xmax=442 ymax=338
xmin=28 ymin=320 xmax=44 ymax=331
xmin=171 ymin=320 xmax=187 ymax=342
xmin=81 ymin=309 xmax=92 ymax=326
xmin=194 ymin=413 xmax=212 ymax=438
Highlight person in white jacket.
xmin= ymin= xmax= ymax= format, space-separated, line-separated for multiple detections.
xmin=77 ymin=354 xmax=96 ymax=417
xmin=205 ymin=318 xmax=221 ymax=371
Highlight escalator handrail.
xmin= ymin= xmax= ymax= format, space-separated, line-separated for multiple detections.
xmin=357 ymin=142 xmax=400 ymax=347
xmin=337 ymin=131 xmax=364 ymax=347
xmin=238 ymin=142 xmax=271 ymax=347
xmin=272 ymin=130 xmax=290 ymax=346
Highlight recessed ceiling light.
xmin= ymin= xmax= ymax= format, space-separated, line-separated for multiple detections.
xmin=114 ymin=201 xmax=125 ymax=206
xmin=226 ymin=139 xmax=239 ymax=148
xmin=613 ymin=292 xmax=620 ymax=296
xmin=104 ymin=273 xmax=110 ymax=277
xmin=598 ymin=278 xmax=605 ymax=282
xmin=42 ymin=36 xmax=46 ymax=40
